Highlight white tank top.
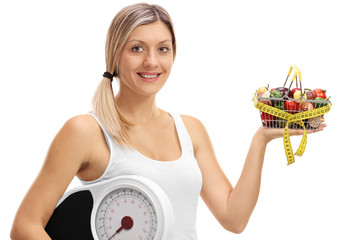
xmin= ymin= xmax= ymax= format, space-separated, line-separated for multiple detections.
xmin=81 ymin=111 xmax=203 ymax=240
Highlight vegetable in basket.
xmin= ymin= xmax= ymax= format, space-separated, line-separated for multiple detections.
xmin=285 ymin=100 xmax=299 ymax=114
xmin=313 ymin=97 xmax=330 ymax=108
xmin=299 ymin=102 xmax=323 ymax=129
xmin=305 ymin=88 xmax=326 ymax=99
xmin=299 ymin=102 xmax=313 ymax=112
xmin=308 ymin=115 xmax=324 ymax=129
xmin=261 ymin=112 xmax=275 ymax=127
xmin=313 ymin=88 xmax=327 ymax=99
xmin=275 ymin=87 xmax=293 ymax=98
xmin=270 ymin=90 xmax=286 ymax=127
xmin=269 ymin=90 xmax=284 ymax=110
xmin=305 ymin=90 xmax=316 ymax=100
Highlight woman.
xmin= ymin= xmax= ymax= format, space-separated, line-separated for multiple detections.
xmin=10 ymin=3 xmax=325 ymax=240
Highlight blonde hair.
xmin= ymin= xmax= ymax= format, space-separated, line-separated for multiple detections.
xmin=91 ymin=3 xmax=176 ymax=147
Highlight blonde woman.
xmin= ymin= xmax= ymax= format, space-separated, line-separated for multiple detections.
xmin=10 ymin=3 xmax=325 ymax=240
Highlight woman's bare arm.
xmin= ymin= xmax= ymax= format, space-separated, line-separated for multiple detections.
xmin=10 ymin=115 xmax=101 ymax=239
xmin=183 ymin=115 xmax=326 ymax=233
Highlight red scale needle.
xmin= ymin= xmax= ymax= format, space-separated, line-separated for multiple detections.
xmin=108 ymin=216 xmax=134 ymax=240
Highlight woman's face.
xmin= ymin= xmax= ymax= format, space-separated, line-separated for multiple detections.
xmin=118 ymin=21 xmax=174 ymax=97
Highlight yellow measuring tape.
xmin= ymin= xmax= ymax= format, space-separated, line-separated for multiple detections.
xmin=252 ymin=94 xmax=331 ymax=165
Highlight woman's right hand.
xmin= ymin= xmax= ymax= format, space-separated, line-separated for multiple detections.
xmin=10 ymin=115 xmax=104 ymax=240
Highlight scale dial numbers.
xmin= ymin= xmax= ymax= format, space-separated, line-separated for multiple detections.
xmin=95 ymin=188 xmax=157 ymax=240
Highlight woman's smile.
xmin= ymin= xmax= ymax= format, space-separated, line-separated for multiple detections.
xmin=137 ymin=72 xmax=162 ymax=82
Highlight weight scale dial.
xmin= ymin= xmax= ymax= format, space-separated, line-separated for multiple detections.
xmin=95 ymin=187 xmax=157 ymax=240
xmin=45 ymin=175 xmax=174 ymax=240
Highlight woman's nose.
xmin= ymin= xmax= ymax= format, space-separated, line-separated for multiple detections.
xmin=143 ymin=51 xmax=159 ymax=68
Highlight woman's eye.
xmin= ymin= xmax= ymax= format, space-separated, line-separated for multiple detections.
xmin=159 ymin=47 xmax=170 ymax=53
xmin=132 ymin=46 xmax=144 ymax=52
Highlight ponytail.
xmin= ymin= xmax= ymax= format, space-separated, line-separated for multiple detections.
xmin=91 ymin=77 xmax=133 ymax=147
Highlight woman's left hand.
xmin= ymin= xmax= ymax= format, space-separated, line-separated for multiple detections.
xmin=257 ymin=123 xmax=327 ymax=144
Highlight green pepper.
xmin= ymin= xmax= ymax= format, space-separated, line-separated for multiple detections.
xmin=270 ymin=90 xmax=284 ymax=110
xmin=313 ymin=97 xmax=328 ymax=108
xmin=270 ymin=90 xmax=285 ymax=127
xmin=270 ymin=90 xmax=283 ymax=99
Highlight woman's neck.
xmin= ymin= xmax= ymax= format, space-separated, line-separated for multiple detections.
xmin=115 ymin=88 xmax=161 ymax=124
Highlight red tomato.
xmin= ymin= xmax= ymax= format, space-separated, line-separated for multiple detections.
xmin=285 ymin=100 xmax=299 ymax=114
xmin=261 ymin=112 xmax=275 ymax=127
xmin=313 ymin=89 xmax=326 ymax=99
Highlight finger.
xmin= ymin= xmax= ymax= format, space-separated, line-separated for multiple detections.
xmin=306 ymin=123 xmax=327 ymax=134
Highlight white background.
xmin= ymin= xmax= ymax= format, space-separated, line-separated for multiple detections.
xmin=1 ymin=0 xmax=359 ymax=239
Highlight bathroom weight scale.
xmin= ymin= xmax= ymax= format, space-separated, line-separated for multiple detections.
xmin=45 ymin=175 xmax=174 ymax=240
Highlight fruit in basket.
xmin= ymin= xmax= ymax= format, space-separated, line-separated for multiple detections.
xmin=293 ymin=90 xmax=307 ymax=100
xmin=258 ymin=91 xmax=271 ymax=106
xmin=285 ymin=100 xmax=299 ymax=114
xmin=275 ymin=87 xmax=293 ymax=98
xmin=256 ymin=85 xmax=269 ymax=95
xmin=291 ymin=88 xmax=301 ymax=95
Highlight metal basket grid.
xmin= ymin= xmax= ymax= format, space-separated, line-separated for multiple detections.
xmin=257 ymin=97 xmax=330 ymax=130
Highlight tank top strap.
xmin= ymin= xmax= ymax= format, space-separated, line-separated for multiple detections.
xmin=86 ymin=111 xmax=115 ymax=150
xmin=168 ymin=112 xmax=195 ymax=157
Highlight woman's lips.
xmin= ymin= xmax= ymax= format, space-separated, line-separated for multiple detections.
xmin=137 ymin=72 xmax=161 ymax=82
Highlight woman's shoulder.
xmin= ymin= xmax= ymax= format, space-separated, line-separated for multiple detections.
xmin=179 ymin=114 xmax=210 ymax=153
xmin=57 ymin=114 xmax=104 ymax=146
xmin=56 ymin=114 xmax=108 ymax=163
xmin=63 ymin=114 xmax=100 ymax=134
xmin=180 ymin=114 xmax=205 ymax=129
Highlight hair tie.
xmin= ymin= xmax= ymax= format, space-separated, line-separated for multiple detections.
xmin=103 ymin=72 xmax=114 ymax=82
